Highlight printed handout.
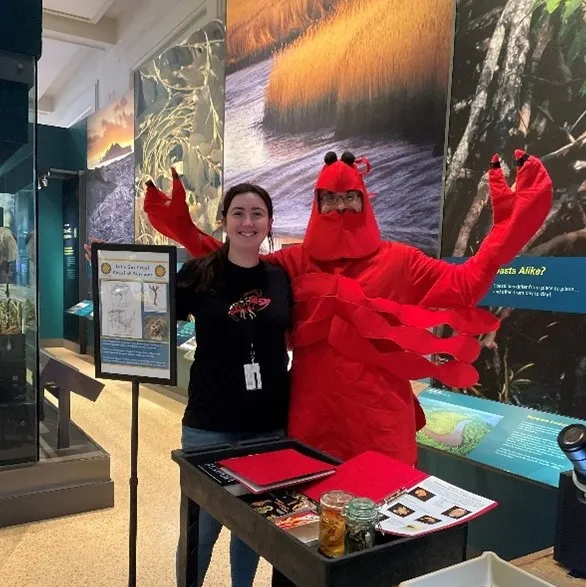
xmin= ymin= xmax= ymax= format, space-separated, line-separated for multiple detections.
xmin=378 ymin=476 xmax=495 ymax=537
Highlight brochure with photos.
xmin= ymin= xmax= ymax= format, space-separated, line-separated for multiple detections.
xmin=241 ymin=490 xmax=320 ymax=543
xmin=377 ymin=476 xmax=497 ymax=537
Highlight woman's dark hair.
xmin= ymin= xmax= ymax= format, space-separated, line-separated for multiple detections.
xmin=178 ymin=182 xmax=274 ymax=293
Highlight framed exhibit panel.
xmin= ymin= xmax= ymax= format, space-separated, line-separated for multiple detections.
xmin=91 ymin=243 xmax=177 ymax=385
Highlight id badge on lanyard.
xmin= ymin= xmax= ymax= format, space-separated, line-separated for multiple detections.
xmin=244 ymin=342 xmax=262 ymax=391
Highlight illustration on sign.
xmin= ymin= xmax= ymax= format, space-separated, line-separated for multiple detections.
xmin=416 ymin=398 xmax=503 ymax=458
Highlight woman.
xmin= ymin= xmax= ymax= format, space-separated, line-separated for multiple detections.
xmin=85 ymin=181 xmax=291 ymax=587
xmin=175 ymin=182 xmax=291 ymax=587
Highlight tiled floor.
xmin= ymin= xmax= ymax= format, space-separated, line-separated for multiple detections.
xmin=0 ymin=347 xmax=272 ymax=587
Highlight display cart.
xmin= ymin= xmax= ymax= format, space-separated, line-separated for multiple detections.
xmin=173 ymin=437 xmax=468 ymax=587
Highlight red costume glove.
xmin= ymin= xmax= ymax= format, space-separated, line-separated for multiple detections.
xmin=144 ymin=168 xmax=190 ymax=241
xmin=144 ymin=169 xmax=221 ymax=254
xmin=479 ymin=149 xmax=551 ymax=267
xmin=419 ymin=150 xmax=552 ymax=309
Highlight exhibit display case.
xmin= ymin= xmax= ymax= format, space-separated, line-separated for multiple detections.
xmin=0 ymin=57 xmax=38 ymax=466
xmin=0 ymin=11 xmax=114 ymax=522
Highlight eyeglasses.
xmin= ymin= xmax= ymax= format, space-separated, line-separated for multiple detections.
xmin=319 ymin=191 xmax=361 ymax=205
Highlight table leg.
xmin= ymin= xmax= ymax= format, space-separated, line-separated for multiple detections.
xmin=271 ymin=568 xmax=296 ymax=586
xmin=178 ymin=492 xmax=200 ymax=587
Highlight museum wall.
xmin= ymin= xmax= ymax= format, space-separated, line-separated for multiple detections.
xmin=434 ymin=0 xmax=586 ymax=420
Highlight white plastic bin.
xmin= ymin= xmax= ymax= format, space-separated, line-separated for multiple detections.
xmin=399 ymin=551 xmax=555 ymax=587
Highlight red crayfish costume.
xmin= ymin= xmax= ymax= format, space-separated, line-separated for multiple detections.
xmin=145 ymin=150 xmax=552 ymax=465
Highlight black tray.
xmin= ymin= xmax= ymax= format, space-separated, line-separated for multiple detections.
xmin=172 ymin=437 xmax=467 ymax=587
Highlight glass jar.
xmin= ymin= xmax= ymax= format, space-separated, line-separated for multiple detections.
xmin=318 ymin=490 xmax=354 ymax=558
xmin=344 ymin=497 xmax=377 ymax=553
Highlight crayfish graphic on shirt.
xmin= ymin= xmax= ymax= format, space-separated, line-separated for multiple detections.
xmin=228 ymin=290 xmax=271 ymax=321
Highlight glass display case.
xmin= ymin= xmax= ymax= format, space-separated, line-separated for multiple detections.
xmin=0 ymin=54 xmax=37 ymax=466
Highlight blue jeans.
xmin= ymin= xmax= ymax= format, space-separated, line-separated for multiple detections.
xmin=179 ymin=426 xmax=283 ymax=587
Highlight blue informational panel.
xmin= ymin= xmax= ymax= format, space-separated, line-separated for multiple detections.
xmin=443 ymin=257 xmax=586 ymax=313
xmin=176 ymin=320 xmax=195 ymax=347
xmin=66 ymin=300 xmax=94 ymax=318
xmin=417 ymin=387 xmax=584 ymax=487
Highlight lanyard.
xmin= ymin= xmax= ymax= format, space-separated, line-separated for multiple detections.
xmin=244 ymin=319 xmax=262 ymax=390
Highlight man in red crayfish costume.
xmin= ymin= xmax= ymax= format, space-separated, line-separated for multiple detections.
xmin=145 ymin=149 xmax=552 ymax=466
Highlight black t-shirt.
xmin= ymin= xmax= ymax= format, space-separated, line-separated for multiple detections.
xmin=176 ymin=258 xmax=291 ymax=433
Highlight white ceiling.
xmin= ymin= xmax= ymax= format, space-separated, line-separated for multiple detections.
xmin=38 ymin=0 xmax=132 ymax=116
xmin=44 ymin=0 xmax=117 ymax=23
xmin=38 ymin=39 xmax=89 ymax=99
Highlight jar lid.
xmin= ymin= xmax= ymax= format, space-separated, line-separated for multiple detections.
xmin=320 ymin=490 xmax=355 ymax=510
xmin=346 ymin=497 xmax=377 ymax=521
